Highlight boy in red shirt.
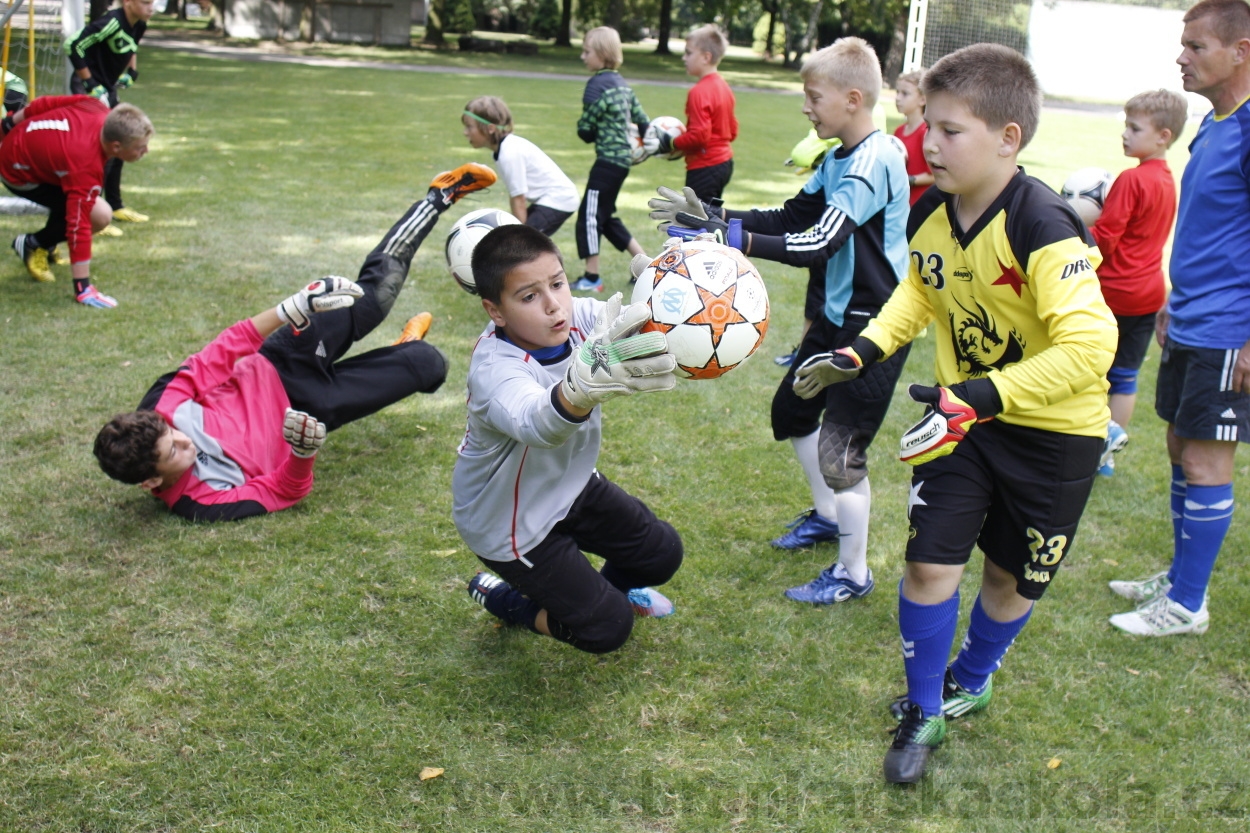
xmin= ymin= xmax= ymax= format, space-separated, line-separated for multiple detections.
xmin=892 ymin=69 xmax=934 ymax=205
xmin=664 ymin=24 xmax=738 ymax=201
xmin=0 ymin=96 xmax=152 ymax=307
xmin=1090 ymin=89 xmax=1188 ymax=475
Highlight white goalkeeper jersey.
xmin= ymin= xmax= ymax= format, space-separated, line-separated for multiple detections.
xmin=453 ymin=298 xmax=605 ymax=563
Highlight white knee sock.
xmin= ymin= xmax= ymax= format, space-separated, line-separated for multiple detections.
xmin=835 ymin=477 xmax=871 ymax=584
xmin=792 ymin=430 xmax=838 ymax=522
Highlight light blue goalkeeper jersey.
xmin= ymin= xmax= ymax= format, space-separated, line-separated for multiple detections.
xmin=453 ymin=298 xmax=605 ymax=563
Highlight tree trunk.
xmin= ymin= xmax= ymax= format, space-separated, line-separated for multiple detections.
xmin=607 ymin=0 xmax=623 ymax=31
xmin=424 ymin=0 xmax=445 ymax=44
xmin=796 ymin=0 xmax=821 ymax=55
xmin=882 ymin=5 xmax=911 ymax=87
xmin=763 ymin=3 xmax=777 ymax=60
xmin=555 ymin=0 xmax=572 ymax=47
xmin=655 ymin=0 xmax=672 ymax=55
xmin=782 ymin=5 xmax=798 ymax=68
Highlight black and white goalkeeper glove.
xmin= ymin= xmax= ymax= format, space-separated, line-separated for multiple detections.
xmin=276 ymin=275 xmax=363 ymax=331
xmin=283 ymin=408 xmax=327 ymax=458
xmin=648 ymin=185 xmax=721 ymax=229
xmin=560 ymin=293 xmax=678 ymax=410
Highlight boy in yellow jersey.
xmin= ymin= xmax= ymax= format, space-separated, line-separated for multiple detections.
xmin=792 ymin=44 xmax=1117 ymax=784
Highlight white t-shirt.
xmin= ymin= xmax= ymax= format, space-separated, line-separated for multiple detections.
xmin=494 ymin=134 xmax=580 ymax=214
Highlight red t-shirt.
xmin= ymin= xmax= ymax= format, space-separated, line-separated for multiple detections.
xmin=0 ymin=95 xmax=110 ymax=265
xmin=893 ymin=121 xmax=931 ymax=205
xmin=674 ymin=72 xmax=737 ymax=170
xmin=1091 ymin=158 xmax=1176 ymax=316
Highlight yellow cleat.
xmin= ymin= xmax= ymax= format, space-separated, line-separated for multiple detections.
xmin=428 ymin=163 xmax=497 ymax=209
xmin=96 ymin=224 xmax=124 ymax=237
xmin=12 ymin=234 xmax=54 ymax=282
xmin=393 ymin=312 xmax=434 ymax=344
xmin=112 ymin=207 xmax=149 ymax=223
xmin=48 ymin=245 xmax=70 ymax=265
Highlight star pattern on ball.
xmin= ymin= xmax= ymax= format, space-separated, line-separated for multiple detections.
xmin=685 ymin=281 xmax=751 ymax=348
xmin=680 ymin=354 xmax=738 ymax=380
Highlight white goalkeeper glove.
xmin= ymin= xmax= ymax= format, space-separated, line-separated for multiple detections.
xmin=276 ymin=276 xmax=363 ymax=331
xmin=648 ymin=186 xmax=720 ymax=228
xmin=560 ymin=293 xmax=678 ymax=410
xmin=283 ymin=408 xmax=327 ymax=458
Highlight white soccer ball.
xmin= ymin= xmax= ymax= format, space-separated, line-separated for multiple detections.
xmin=643 ymin=116 xmax=687 ymax=160
xmin=445 ymin=208 xmax=521 ymax=294
xmin=628 ymin=122 xmax=649 ymax=165
xmin=632 ymin=236 xmax=770 ymax=380
xmin=1060 ymin=167 xmax=1113 ymax=226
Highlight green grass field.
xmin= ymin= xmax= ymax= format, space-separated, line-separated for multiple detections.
xmin=0 ymin=36 xmax=1247 ymax=832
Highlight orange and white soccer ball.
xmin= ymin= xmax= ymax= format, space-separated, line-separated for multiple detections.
xmin=643 ymin=116 xmax=687 ymax=160
xmin=631 ymin=237 xmax=769 ymax=380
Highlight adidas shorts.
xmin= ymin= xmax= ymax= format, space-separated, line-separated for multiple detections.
xmin=1155 ymin=337 xmax=1250 ymax=443
xmin=904 ymin=420 xmax=1101 ymax=600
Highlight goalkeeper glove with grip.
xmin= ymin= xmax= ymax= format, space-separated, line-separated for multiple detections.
xmin=792 ymin=336 xmax=883 ymax=400
xmin=116 ymin=69 xmax=137 ymax=89
xmin=648 ymin=185 xmax=722 ymax=228
xmin=283 ymin=409 xmax=327 ymax=458
xmin=85 ymin=77 xmax=110 ymax=100
xmin=898 ymin=379 xmax=1001 ymax=466
xmin=560 ymin=293 xmax=678 ymax=410
xmin=276 ymin=275 xmax=364 ymax=332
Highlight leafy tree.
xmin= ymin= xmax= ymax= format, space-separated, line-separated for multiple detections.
xmin=530 ymin=0 xmax=562 ymax=38
xmin=447 ymin=0 xmax=478 ymax=33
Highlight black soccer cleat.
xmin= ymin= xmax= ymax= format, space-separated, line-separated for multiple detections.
xmin=884 ymin=701 xmax=947 ymax=785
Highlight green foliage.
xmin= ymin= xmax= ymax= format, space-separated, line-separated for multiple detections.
xmin=446 ymin=0 xmax=479 ymax=34
xmin=2 ymin=42 xmax=1248 ymax=832
xmin=530 ymin=0 xmax=562 ymax=38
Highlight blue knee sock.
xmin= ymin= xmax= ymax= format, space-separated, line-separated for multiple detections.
xmin=898 ymin=585 xmax=960 ymax=719
xmin=1168 ymin=483 xmax=1234 ymax=613
xmin=948 ymin=594 xmax=1033 ymax=694
xmin=1167 ymin=465 xmax=1186 ymax=586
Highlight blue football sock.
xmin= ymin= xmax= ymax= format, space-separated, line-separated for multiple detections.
xmin=948 ymin=594 xmax=1033 ymax=694
xmin=898 ymin=585 xmax=960 ymax=719
xmin=1166 ymin=464 xmax=1185 ymax=586
xmin=1168 ymin=483 xmax=1234 ymax=613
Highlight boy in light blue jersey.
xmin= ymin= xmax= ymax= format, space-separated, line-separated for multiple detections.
xmin=1109 ymin=0 xmax=1250 ymax=637
xmin=652 ymin=37 xmax=910 ymax=605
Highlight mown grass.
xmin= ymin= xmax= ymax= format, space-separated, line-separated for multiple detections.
xmin=0 ymin=42 xmax=1246 ymax=832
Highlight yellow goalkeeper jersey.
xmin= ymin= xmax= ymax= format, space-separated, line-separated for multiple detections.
xmin=862 ymin=171 xmax=1117 ymax=437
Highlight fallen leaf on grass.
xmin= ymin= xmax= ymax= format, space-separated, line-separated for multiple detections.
xmin=429 ymin=549 xmax=458 ymax=558
xmin=1047 ymin=758 xmax=1061 ymax=770
xmin=1102 ymin=559 xmax=1119 ymax=567
xmin=1126 ymin=668 xmax=1140 ymax=676
xmin=419 ymin=767 xmax=444 ymax=781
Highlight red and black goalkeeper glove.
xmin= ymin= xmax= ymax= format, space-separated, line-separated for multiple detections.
xmin=898 ymin=378 xmax=1002 ymax=466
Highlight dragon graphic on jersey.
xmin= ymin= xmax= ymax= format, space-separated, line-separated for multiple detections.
xmin=948 ymin=296 xmax=1025 ymax=376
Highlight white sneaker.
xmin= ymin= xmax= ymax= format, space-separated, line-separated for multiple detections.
xmin=1109 ymin=595 xmax=1209 ymax=636
xmin=1108 ymin=569 xmax=1171 ymax=603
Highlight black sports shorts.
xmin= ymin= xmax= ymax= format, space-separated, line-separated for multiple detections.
xmin=903 ymin=419 xmax=1101 ymax=600
xmin=1155 ymin=337 xmax=1250 ymax=443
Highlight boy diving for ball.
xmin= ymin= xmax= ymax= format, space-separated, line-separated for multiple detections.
xmin=92 ymin=164 xmax=495 ymax=521
xmin=454 ymin=223 xmax=683 ymax=654
xmin=797 ymin=45 xmax=1116 ymax=784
